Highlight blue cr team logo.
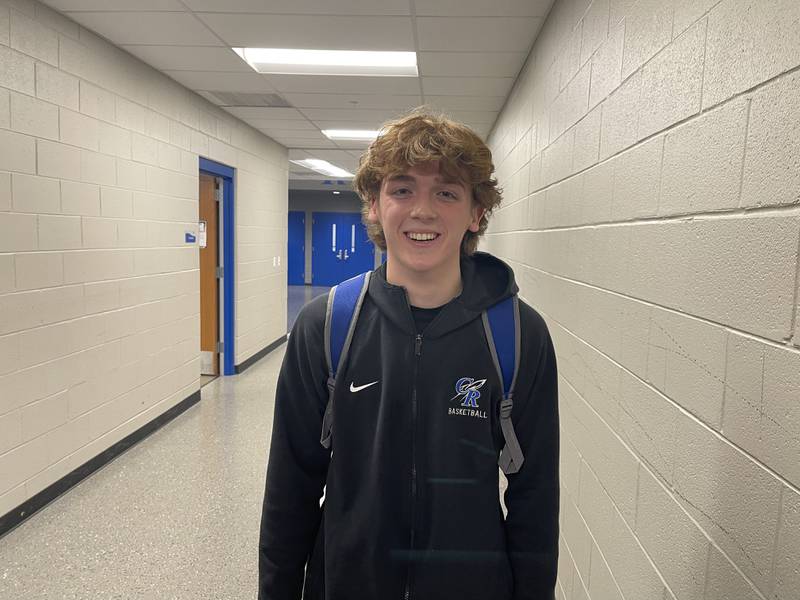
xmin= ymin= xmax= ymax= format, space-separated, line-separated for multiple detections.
xmin=451 ymin=377 xmax=487 ymax=408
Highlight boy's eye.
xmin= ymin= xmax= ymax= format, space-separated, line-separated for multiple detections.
xmin=439 ymin=190 xmax=458 ymax=199
xmin=391 ymin=187 xmax=411 ymax=196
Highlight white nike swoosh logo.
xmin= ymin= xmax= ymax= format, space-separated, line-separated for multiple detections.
xmin=350 ymin=380 xmax=379 ymax=393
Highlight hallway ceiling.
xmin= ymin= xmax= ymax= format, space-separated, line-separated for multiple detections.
xmin=42 ymin=0 xmax=554 ymax=188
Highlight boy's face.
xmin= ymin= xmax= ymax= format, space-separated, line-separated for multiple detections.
xmin=368 ymin=160 xmax=483 ymax=280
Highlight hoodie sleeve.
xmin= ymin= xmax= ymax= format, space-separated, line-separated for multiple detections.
xmin=504 ymin=306 xmax=560 ymax=600
xmin=259 ymin=296 xmax=331 ymax=600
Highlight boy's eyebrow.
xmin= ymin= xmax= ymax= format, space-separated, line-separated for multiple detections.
xmin=386 ymin=174 xmax=465 ymax=186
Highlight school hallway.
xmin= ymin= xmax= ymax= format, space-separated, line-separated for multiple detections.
xmin=2 ymin=1 xmax=800 ymax=599
xmin=0 ymin=344 xmax=284 ymax=600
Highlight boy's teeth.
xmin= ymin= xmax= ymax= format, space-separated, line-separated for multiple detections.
xmin=407 ymin=232 xmax=437 ymax=241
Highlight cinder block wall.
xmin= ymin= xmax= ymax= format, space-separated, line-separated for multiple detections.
xmin=0 ymin=0 xmax=288 ymax=518
xmin=485 ymin=1 xmax=800 ymax=599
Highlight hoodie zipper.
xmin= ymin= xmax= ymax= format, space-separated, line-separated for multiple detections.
xmin=404 ymin=333 xmax=423 ymax=600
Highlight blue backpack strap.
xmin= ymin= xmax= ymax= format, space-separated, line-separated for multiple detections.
xmin=320 ymin=271 xmax=371 ymax=449
xmin=482 ymin=295 xmax=524 ymax=474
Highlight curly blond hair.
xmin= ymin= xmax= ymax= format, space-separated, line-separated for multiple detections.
xmin=353 ymin=109 xmax=502 ymax=255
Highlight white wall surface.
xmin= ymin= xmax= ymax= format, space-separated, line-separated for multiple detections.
xmin=484 ymin=0 xmax=800 ymax=599
xmin=0 ymin=0 xmax=288 ymax=518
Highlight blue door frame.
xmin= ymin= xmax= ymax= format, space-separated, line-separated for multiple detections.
xmin=287 ymin=211 xmax=305 ymax=285
xmin=199 ymin=157 xmax=235 ymax=376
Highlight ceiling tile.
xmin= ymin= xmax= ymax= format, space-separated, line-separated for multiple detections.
xmin=425 ymin=95 xmax=506 ymax=112
xmin=416 ymin=17 xmax=542 ymax=52
xmin=445 ymin=110 xmax=499 ymax=124
xmin=247 ymin=119 xmax=318 ymax=130
xmin=62 ymin=11 xmax=222 ymax=46
xmin=417 ymin=51 xmax=525 ymax=77
xmin=223 ymin=106 xmax=306 ymax=120
xmin=301 ymin=108 xmax=407 ymax=122
xmin=196 ymin=14 xmax=414 ymax=50
xmin=266 ymin=75 xmax=420 ymax=95
xmin=183 ymin=0 xmax=410 ymax=15
xmin=275 ymin=137 xmax=338 ymax=149
xmin=414 ymin=0 xmax=552 ymax=17
xmin=334 ymin=140 xmax=373 ymax=150
xmin=421 ymin=76 xmax=513 ymax=97
xmin=44 ymin=0 xmax=183 ymax=9
xmin=283 ymin=93 xmax=422 ymax=110
xmin=122 ymin=46 xmax=251 ymax=72
xmin=165 ymin=70 xmax=276 ymax=93
xmin=313 ymin=120 xmax=391 ymax=131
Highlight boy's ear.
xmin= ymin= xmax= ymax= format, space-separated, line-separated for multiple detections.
xmin=468 ymin=206 xmax=484 ymax=232
xmin=367 ymin=194 xmax=379 ymax=223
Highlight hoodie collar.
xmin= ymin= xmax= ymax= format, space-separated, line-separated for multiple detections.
xmin=367 ymin=252 xmax=518 ymax=338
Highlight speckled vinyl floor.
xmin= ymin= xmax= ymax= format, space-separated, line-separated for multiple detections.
xmin=0 ymin=345 xmax=286 ymax=600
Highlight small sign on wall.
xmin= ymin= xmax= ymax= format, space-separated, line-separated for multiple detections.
xmin=199 ymin=221 xmax=207 ymax=248
xmin=185 ymin=232 xmax=196 ymax=244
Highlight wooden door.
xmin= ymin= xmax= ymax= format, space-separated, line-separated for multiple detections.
xmin=199 ymin=174 xmax=219 ymax=375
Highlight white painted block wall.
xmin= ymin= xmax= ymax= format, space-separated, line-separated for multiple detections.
xmin=0 ymin=0 xmax=288 ymax=518
xmin=485 ymin=0 xmax=800 ymax=599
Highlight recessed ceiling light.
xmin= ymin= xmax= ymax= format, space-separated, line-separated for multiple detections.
xmin=290 ymin=159 xmax=353 ymax=178
xmin=333 ymin=191 xmax=341 ymax=195
xmin=322 ymin=129 xmax=380 ymax=141
xmin=233 ymin=48 xmax=418 ymax=77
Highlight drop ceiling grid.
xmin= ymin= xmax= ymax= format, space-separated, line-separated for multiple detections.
xmin=42 ymin=0 xmax=554 ymax=180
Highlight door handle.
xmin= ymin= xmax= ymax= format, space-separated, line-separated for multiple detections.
xmin=337 ymin=249 xmax=343 ymax=260
xmin=343 ymin=249 xmax=349 ymax=260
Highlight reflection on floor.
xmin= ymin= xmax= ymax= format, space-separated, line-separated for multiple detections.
xmin=200 ymin=375 xmax=217 ymax=387
xmin=287 ymin=285 xmax=330 ymax=332
xmin=0 ymin=345 xmax=287 ymax=599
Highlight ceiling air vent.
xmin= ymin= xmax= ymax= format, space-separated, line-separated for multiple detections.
xmin=203 ymin=91 xmax=292 ymax=107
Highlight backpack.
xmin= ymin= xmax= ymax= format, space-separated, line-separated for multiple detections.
xmin=319 ymin=271 xmax=525 ymax=475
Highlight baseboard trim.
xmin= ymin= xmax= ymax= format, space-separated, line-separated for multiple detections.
xmin=235 ymin=335 xmax=287 ymax=374
xmin=0 ymin=389 xmax=202 ymax=540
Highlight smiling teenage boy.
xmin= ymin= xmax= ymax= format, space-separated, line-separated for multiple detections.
xmin=259 ymin=112 xmax=560 ymax=600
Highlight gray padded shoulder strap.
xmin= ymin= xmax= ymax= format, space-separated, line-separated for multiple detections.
xmin=482 ymin=295 xmax=524 ymax=475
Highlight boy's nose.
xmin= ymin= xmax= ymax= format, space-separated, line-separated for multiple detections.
xmin=410 ymin=194 xmax=436 ymax=219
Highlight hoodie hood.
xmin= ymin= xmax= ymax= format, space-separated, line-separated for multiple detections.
xmin=368 ymin=251 xmax=518 ymax=338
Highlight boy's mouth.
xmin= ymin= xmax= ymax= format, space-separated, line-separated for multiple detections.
xmin=405 ymin=232 xmax=440 ymax=242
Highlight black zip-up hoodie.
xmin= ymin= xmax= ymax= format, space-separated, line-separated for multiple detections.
xmin=259 ymin=252 xmax=559 ymax=600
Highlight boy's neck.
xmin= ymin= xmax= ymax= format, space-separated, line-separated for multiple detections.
xmin=385 ymin=259 xmax=463 ymax=309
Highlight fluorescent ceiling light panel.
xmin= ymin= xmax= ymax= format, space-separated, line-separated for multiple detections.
xmin=290 ymin=159 xmax=354 ymax=178
xmin=322 ymin=129 xmax=380 ymax=141
xmin=233 ymin=48 xmax=417 ymax=77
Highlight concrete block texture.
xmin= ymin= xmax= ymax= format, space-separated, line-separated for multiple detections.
xmin=625 ymin=216 xmax=798 ymax=342
xmin=724 ymin=334 xmax=800 ymax=488
xmin=703 ymin=0 xmax=800 ymax=110
xmin=646 ymin=308 xmax=727 ymax=429
xmin=589 ymin=19 xmax=624 ymax=110
xmin=635 ymin=466 xmax=710 ymax=600
xmin=0 ymin=0 xmax=288 ymax=517
xmin=599 ymin=70 xmax=641 ymax=160
xmin=774 ymin=488 xmax=800 ymax=600
xmin=620 ymin=0 xmax=673 ymax=80
xmin=35 ymin=62 xmax=78 ymax=110
xmin=10 ymin=90 xmax=58 ymax=139
xmin=637 ymin=17 xmax=705 ymax=141
xmin=0 ymin=44 xmax=35 ymax=95
xmin=489 ymin=0 xmax=800 ymax=596
xmin=741 ymin=70 xmax=800 ymax=208
xmin=660 ymin=97 xmax=748 ymax=216
xmin=9 ymin=7 xmax=57 ymax=66
xmin=672 ymin=413 xmax=783 ymax=593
